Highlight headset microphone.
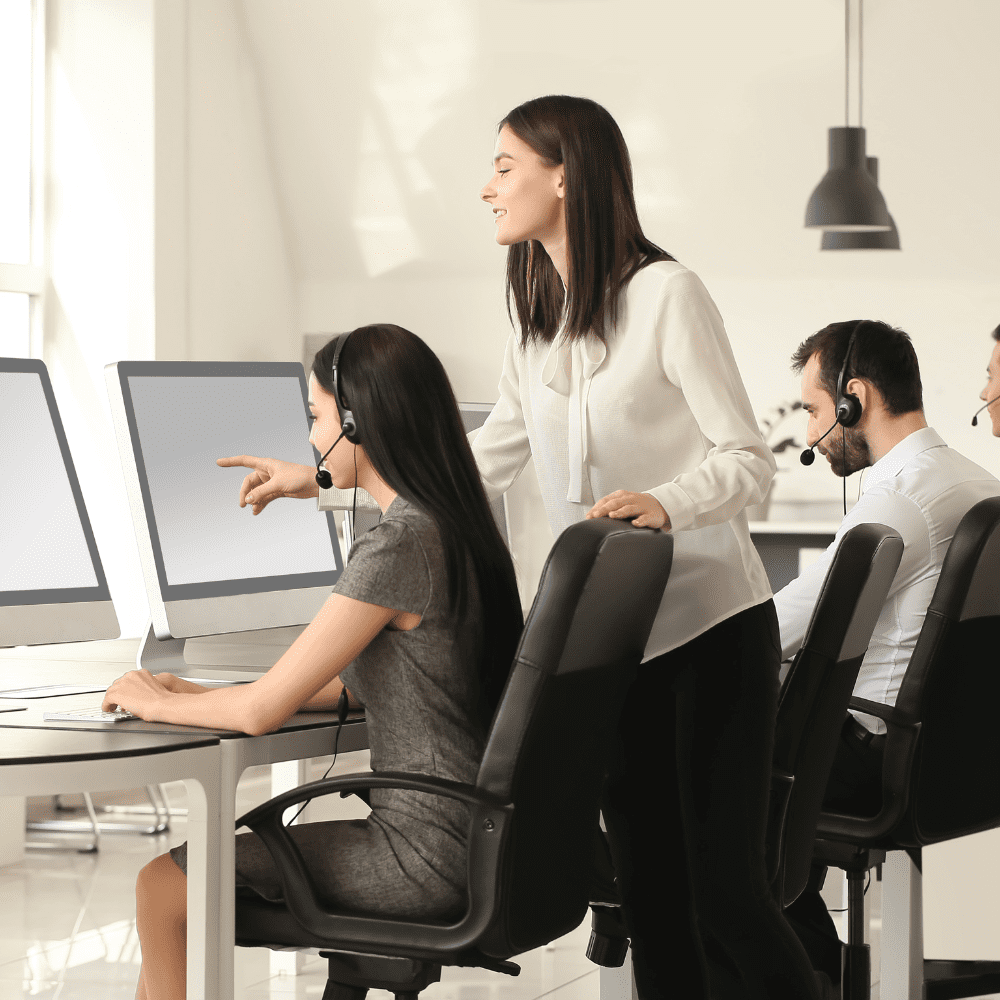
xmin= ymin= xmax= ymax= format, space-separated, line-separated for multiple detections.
xmin=972 ymin=396 xmax=1000 ymax=427
xmin=800 ymin=419 xmax=840 ymax=465
xmin=315 ymin=430 xmax=345 ymax=489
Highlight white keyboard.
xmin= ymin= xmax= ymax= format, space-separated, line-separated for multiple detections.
xmin=43 ymin=707 xmax=136 ymax=723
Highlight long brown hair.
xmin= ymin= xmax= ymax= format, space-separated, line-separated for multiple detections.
xmin=313 ymin=325 xmax=524 ymax=729
xmin=500 ymin=95 xmax=674 ymax=347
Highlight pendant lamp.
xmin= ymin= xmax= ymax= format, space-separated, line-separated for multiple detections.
xmin=805 ymin=0 xmax=893 ymax=233
xmin=821 ymin=157 xmax=901 ymax=249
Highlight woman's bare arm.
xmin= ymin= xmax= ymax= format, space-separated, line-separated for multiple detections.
xmin=301 ymin=675 xmax=363 ymax=711
xmin=103 ymin=593 xmax=392 ymax=734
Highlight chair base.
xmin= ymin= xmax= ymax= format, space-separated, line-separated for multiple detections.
xmin=586 ymin=904 xmax=629 ymax=967
xmin=319 ymin=952 xmax=441 ymax=998
xmin=923 ymin=959 xmax=1000 ymax=1000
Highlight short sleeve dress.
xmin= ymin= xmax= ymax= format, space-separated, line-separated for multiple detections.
xmin=170 ymin=495 xmax=487 ymax=920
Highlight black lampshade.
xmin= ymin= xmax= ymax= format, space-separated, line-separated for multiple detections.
xmin=805 ymin=127 xmax=892 ymax=232
xmin=821 ymin=158 xmax=900 ymax=250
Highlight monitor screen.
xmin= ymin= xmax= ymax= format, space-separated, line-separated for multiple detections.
xmin=113 ymin=362 xmax=342 ymax=601
xmin=0 ymin=360 xmax=111 ymax=606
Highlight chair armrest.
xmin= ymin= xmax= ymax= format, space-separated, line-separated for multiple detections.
xmin=234 ymin=769 xmax=514 ymax=951
xmin=236 ymin=770 xmax=506 ymax=831
xmin=848 ymin=696 xmax=917 ymax=731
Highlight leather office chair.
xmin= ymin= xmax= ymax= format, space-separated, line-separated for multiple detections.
xmin=769 ymin=522 xmax=904 ymax=905
xmin=765 ymin=522 xmax=903 ymax=998
xmin=804 ymin=495 xmax=1000 ymax=1000
xmin=232 ymin=516 xmax=674 ymax=1000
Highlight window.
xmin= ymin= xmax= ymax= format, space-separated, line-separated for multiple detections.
xmin=0 ymin=0 xmax=43 ymax=358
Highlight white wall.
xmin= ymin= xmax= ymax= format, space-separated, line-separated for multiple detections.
xmin=237 ymin=0 xmax=1000 ymax=596
xmin=40 ymin=0 xmax=1000 ymax=624
xmin=44 ymin=0 xmax=156 ymax=636
xmin=42 ymin=0 xmax=299 ymax=636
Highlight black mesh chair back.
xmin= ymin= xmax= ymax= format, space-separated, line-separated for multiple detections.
xmin=233 ymin=516 xmax=672 ymax=988
xmin=769 ymin=522 xmax=903 ymax=907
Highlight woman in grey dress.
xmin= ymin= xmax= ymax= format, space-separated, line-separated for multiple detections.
xmin=103 ymin=324 xmax=523 ymax=1000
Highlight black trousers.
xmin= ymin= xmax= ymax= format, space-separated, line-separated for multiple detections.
xmin=782 ymin=717 xmax=885 ymax=984
xmin=601 ymin=601 xmax=822 ymax=1000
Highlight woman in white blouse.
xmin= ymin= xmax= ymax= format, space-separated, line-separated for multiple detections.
xmin=476 ymin=95 xmax=822 ymax=1000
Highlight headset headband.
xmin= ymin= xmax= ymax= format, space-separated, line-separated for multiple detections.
xmin=331 ymin=332 xmax=360 ymax=444
xmin=835 ymin=321 xmax=864 ymax=428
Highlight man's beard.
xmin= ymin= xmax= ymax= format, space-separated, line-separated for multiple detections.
xmin=823 ymin=424 xmax=872 ymax=478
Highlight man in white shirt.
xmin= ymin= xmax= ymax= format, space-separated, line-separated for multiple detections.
xmin=773 ymin=319 xmax=1000 ymax=986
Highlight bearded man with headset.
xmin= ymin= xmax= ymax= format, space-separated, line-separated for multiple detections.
xmin=771 ymin=318 xmax=1000 ymax=987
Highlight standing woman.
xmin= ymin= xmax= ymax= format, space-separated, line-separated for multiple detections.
xmin=474 ymin=95 xmax=821 ymax=1000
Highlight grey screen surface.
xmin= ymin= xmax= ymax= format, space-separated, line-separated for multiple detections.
xmin=126 ymin=374 xmax=338 ymax=588
xmin=0 ymin=371 xmax=99 ymax=594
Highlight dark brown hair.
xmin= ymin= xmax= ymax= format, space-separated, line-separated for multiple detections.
xmin=313 ymin=325 xmax=523 ymax=728
xmin=499 ymin=95 xmax=674 ymax=347
xmin=992 ymin=322 xmax=999 ymax=342
xmin=791 ymin=319 xmax=924 ymax=416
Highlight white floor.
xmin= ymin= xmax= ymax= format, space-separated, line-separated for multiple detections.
xmin=9 ymin=756 xmax=993 ymax=1000
xmin=0 ymin=753 xmax=600 ymax=1000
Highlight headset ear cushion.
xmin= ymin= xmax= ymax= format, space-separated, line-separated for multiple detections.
xmin=837 ymin=393 xmax=862 ymax=428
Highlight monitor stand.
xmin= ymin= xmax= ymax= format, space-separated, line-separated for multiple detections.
xmin=137 ymin=620 xmax=187 ymax=674
xmin=136 ymin=619 xmax=304 ymax=682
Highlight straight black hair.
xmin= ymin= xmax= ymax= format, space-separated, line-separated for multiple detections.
xmin=791 ymin=319 xmax=924 ymax=416
xmin=500 ymin=94 xmax=675 ymax=348
xmin=312 ymin=324 xmax=523 ymax=728
xmin=992 ymin=323 xmax=1000 ymax=342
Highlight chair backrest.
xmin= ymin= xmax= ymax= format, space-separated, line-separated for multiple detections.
xmin=472 ymin=517 xmax=673 ymax=957
xmin=891 ymin=495 xmax=1000 ymax=844
xmin=770 ymin=522 xmax=903 ymax=906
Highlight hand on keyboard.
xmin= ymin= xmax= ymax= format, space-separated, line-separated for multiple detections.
xmin=43 ymin=707 xmax=136 ymax=723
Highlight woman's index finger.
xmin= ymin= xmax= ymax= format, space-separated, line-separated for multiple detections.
xmin=216 ymin=454 xmax=266 ymax=470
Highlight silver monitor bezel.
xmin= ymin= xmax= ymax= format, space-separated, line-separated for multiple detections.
xmin=106 ymin=360 xmax=344 ymax=640
xmin=0 ymin=358 xmax=119 ymax=646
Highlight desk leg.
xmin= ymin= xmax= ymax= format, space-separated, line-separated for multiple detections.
xmin=184 ymin=767 xmax=223 ymax=1000
xmin=217 ymin=744 xmax=241 ymax=1000
xmin=599 ymin=952 xmax=638 ymax=1000
xmin=880 ymin=850 xmax=923 ymax=1000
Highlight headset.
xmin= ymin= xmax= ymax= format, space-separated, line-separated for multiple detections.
xmin=834 ymin=322 xmax=864 ymax=429
xmin=314 ymin=331 xmax=360 ymax=490
xmin=799 ymin=320 xmax=866 ymax=516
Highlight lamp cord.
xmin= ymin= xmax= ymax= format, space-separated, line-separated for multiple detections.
xmin=859 ymin=0 xmax=864 ymax=128
xmin=845 ymin=0 xmax=850 ymax=126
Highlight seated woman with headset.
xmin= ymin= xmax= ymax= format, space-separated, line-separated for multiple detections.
xmin=103 ymin=324 xmax=524 ymax=1000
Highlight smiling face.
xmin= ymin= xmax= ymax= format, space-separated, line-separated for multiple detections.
xmin=479 ymin=124 xmax=566 ymax=247
xmin=307 ymin=373 xmax=356 ymax=489
xmin=981 ymin=340 xmax=1000 ymax=437
xmin=801 ymin=353 xmax=872 ymax=477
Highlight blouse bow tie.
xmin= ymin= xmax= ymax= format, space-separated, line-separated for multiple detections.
xmin=541 ymin=334 xmax=608 ymax=503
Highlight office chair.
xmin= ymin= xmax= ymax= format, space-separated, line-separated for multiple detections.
xmin=763 ymin=522 xmax=903 ymax=1000
xmin=802 ymin=495 xmax=1000 ymax=1000
xmin=768 ymin=522 xmax=904 ymax=906
xmin=232 ymin=516 xmax=674 ymax=1000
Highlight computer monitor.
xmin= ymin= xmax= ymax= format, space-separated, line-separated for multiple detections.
xmin=106 ymin=362 xmax=343 ymax=654
xmin=0 ymin=358 xmax=120 ymax=647
xmin=343 ymin=401 xmax=511 ymax=544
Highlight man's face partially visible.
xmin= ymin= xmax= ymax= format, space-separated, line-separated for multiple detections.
xmin=981 ymin=340 xmax=1000 ymax=437
xmin=801 ymin=353 xmax=872 ymax=478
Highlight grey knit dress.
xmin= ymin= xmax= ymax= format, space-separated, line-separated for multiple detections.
xmin=170 ymin=495 xmax=487 ymax=920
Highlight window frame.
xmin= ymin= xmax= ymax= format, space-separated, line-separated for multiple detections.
xmin=0 ymin=0 xmax=45 ymax=358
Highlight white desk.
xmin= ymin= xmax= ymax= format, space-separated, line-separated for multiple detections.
xmin=0 ymin=728 xmax=222 ymax=999
xmin=749 ymin=521 xmax=840 ymax=591
xmin=0 ymin=649 xmax=366 ymax=1000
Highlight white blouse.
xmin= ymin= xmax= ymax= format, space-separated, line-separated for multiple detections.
xmin=471 ymin=260 xmax=775 ymax=661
